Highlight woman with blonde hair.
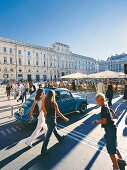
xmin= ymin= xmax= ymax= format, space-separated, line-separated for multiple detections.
xmin=41 ymin=90 xmax=69 ymax=155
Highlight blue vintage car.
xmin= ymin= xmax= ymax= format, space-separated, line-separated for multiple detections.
xmin=14 ymin=88 xmax=88 ymax=124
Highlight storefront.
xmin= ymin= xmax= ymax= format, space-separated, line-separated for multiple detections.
xmin=36 ymin=75 xmax=40 ymax=82
xmin=43 ymin=75 xmax=47 ymax=81
xmin=3 ymin=74 xmax=8 ymax=79
xmin=18 ymin=74 xmax=23 ymax=81
xmin=27 ymin=74 xmax=32 ymax=82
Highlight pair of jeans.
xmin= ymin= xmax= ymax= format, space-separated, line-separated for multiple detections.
xmin=108 ymin=97 xmax=112 ymax=107
xmin=22 ymin=92 xmax=26 ymax=103
xmin=41 ymin=117 xmax=62 ymax=152
xmin=14 ymin=91 xmax=18 ymax=99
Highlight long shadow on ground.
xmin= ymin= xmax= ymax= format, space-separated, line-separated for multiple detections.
xmin=0 ymin=95 xmax=125 ymax=170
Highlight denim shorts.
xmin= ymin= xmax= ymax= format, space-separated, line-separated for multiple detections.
xmin=104 ymin=127 xmax=117 ymax=154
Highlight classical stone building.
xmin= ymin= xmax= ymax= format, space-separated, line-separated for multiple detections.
xmin=107 ymin=53 xmax=127 ymax=73
xmin=0 ymin=37 xmax=98 ymax=81
xmin=98 ymin=60 xmax=107 ymax=72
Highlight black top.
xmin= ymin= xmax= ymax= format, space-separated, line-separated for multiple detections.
xmin=45 ymin=102 xmax=55 ymax=118
xmin=6 ymin=85 xmax=11 ymax=91
xmin=101 ymin=104 xmax=116 ymax=129
xmin=106 ymin=84 xmax=113 ymax=98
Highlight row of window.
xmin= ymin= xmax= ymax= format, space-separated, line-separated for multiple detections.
xmin=2 ymin=47 xmax=96 ymax=65
xmin=108 ymin=64 xmax=124 ymax=68
xmin=3 ymin=68 xmax=41 ymax=73
xmin=2 ymin=55 xmax=95 ymax=67
xmin=3 ymin=68 xmax=14 ymax=72
xmin=56 ymin=46 xmax=67 ymax=52
xmin=2 ymin=57 xmax=97 ymax=70
xmin=2 ymin=47 xmax=43 ymax=57
xmin=3 ymin=57 xmax=35 ymax=66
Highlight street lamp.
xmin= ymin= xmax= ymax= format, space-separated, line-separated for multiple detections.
xmin=15 ymin=44 xmax=18 ymax=80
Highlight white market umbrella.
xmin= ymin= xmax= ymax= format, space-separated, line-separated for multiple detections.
xmin=118 ymin=72 xmax=126 ymax=78
xmin=61 ymin=72 xmax=88 ymax=79
xmin=87 ymin=70 xmax=125 ymax=79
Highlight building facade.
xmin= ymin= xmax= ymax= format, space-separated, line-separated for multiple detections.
xmin=107 ymin=53 xmax=127 ymax=73
xmin=0 ymin=37 xmax=98 ymax=81
xmin=98 ymin=60 xmax=107 ymax=72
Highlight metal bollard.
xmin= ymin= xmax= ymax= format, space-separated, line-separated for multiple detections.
xmin=11 ymin=105 xmax=13 ymax=116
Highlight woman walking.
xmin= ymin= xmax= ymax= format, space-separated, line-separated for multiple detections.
xmin=106 ymin=81 xmax=114 ymax=107
xmin=41 ymin=90 xmax=69 ymax=155
xmin=21 ymin=82 xmax=27 ymax=103
xmin=13 ymin=83 xmax=18 ymax=100
xmin=6 ymin=83 xmax=11 ymax=101
xmin=25 ymin=88 xmax=45 ymax=147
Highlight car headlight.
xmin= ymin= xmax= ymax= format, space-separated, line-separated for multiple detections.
xmin=19 ymin=108 xmax=24 ymax=116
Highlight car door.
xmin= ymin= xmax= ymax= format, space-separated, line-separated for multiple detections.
xmin=57 ymin=90 xmax=76 ymax=114
xmin=65 ymin=91 xmax=76 ymax=112
xmin=56 ymin=90 xmax=67 ymax=114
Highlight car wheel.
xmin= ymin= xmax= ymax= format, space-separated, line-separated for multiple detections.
xmin=79 ymin=102 xmax=87 ymax=114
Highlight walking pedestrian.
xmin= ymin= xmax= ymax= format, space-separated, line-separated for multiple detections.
xmin=41 ymin=90 xmax=69 ymax=155
xmin=25 ymin=88 xmax=45 ymax=147
xmin=13 ymin=83 xmax=18 ymax=99
xmin=53 ymin=81 xmax=57 ymax=87
xmin=25 ymin=81 xmax=29 ymax=93
xmin=29 ymin=82 xmax=36 ymax=95
xmin=6 ymin=83 xmax=11 ymax=101
xmin=21 ymin=82 xmax=27 ymax=103
xmin=72 ymin=80 xmax=76 ymax=91
xmin=93 ymin=93 xmax=126 ymax=170
xmin=106 ymin=81 xmax=114 ymax=107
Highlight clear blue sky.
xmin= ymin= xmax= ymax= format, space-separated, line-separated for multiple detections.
xmin=0 ymin=0 xmax=127 ymax=60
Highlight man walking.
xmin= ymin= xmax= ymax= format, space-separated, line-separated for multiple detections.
xmin=21 ymin=82 xmax=27 ymax=103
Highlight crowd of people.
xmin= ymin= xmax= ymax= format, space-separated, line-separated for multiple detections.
xmin=96 ymin=80 xmax=127 ymax=105
xmin=4 ymin=79 xmax=127 ymax=104
xmin=2 ymin=78 xmax=127 ymax=169
xmin=45 ymin=79 xmax=127 ymax=93
xmin=45 ymin=79 xmax=127 ymax=103
xmin=5 ymin=81 xmax=36 ymax=102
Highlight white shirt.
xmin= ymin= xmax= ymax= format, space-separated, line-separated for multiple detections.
xmin=96 ymin=82 xmax=105 ymax=93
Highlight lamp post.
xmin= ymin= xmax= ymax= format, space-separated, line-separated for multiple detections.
xmin=47 ymin=52 xmax=49 ymax=80
xmin=15 ymin=44 xmax=18 ymax=80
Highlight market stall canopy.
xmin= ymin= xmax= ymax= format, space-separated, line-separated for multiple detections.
xmin=61 ymin=72 xmax=88 ymax=79
xmin=87 ymin=70 xmax=126 ymax=79
xmin=118 ymin=72 xmax=127 ymax=78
